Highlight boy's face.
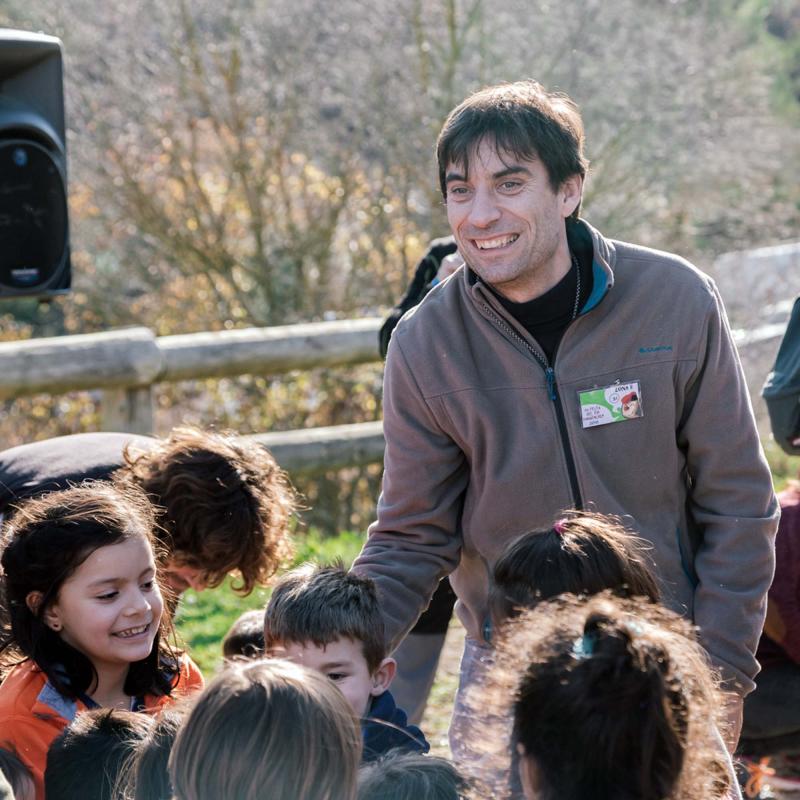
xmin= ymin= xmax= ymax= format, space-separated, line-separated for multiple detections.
xmin=269 ymin=636 xmax=395 ymax=717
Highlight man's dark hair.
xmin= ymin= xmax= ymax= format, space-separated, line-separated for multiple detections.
xmin=45 ymin=709 xmax=153 ymax=800
xmin=357 ymin=751 xmax=469 ymax=799
xmin=264 ymin=563 xmax=386 ymax=673
xmin=437 ymin=80 xmax=589 ymax=218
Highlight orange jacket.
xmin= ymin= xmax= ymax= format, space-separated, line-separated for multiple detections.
xmin=0 ymin=656 xmax=203 ymax=800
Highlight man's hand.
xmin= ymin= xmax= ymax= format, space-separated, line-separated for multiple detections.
xmin=721 ymin=692 xmax=744 ymax=754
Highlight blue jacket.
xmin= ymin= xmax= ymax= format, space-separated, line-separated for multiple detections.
xmin=361 ymin=690 xmax=429 ymax=762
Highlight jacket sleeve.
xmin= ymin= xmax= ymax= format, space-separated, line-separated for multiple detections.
xmin=351 ymin=334 xmax=468 ymax=650
xmin=678 ymin=281 xmax=779 ymax=696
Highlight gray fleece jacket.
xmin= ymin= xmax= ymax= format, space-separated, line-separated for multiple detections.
xmin=353 ymin=219 xmax=778 ymax=696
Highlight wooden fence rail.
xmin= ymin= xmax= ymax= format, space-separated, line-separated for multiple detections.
xmin=0 ymin=318 xmax=384 ymax=459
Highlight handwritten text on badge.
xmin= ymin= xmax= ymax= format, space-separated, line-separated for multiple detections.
xmin=578 ymin=381 xmax=643 ymax=428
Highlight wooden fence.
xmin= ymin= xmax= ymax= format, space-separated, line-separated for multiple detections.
xmin=0 ymin=318 xmax=385 ymax=476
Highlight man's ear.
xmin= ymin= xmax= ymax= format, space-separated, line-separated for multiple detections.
xmin=560 ymin=174 xmax=583 ymax=219
xmin=370 ymin=657 xmax=397 ymax=696
xmin=26 ymin=591 xmax=62 ymax=631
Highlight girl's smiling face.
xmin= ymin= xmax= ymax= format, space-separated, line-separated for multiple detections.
xmin=43 ymin=535 xmax=163 ymax=674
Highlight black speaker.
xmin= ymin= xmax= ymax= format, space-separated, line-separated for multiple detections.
xmin=0 ymin=29 xmax=70 ymax=298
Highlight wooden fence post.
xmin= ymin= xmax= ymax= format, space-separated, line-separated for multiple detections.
xmin=99 ymin=385 xmax=155 ymax=435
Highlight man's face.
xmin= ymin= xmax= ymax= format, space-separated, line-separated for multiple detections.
xmin=444 ymin=139 xmax=581 ymax=303
xmin=269 ymin=636 xmax=393 ymax=717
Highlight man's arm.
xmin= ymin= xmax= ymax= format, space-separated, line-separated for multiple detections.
xmin=352 ymin=334 xmax=468 ymax=649
xmin=678 ymin=281 xmax=779 ymax=696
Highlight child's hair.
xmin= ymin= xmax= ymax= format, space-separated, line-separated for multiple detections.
xmin=357 ymin=751 xmax=469 ymax=799
xmin=490 ymin=511 xmax=660 ymax=625
xmin=118 ymin=426 xmax=296 ymax=593
xmin=0 ymin=482 xmax=176 ymax=698
xmin=482 ymin=593 xmax=728 ymax=800
xmin=222 ymin=609 xmax=265 ymax=660
xmin=114 ymin=707 xmax=187 ymax=800
xmin=45 ymin=708 xmax=153 ymax=800
xmin=264 ymin=562 xmax=385 ymax=672
xmin=169 ymin=659 xmax=362 ymax=800
xmin=0 ymin=746 xmax=34 ymax=800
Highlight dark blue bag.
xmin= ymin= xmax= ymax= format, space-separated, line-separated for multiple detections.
xmin=763 ymin=297 xmax=800 ymax=455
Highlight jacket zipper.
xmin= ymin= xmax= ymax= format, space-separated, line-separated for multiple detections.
xmin=481 ymin=303 xmax=584 ymax=511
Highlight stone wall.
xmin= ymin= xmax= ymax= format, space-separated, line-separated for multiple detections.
xmin=709 ymin=241 xmax=800 ymax=438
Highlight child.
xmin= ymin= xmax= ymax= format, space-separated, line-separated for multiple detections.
xmin=489 ymin=511 xmax=661 ymax=631
xmin=169 ymin=659 xmax=362 ymax=800
xmin=222 ymin=609 xmax=265 ymax=660
xmin=486 ymin=593 xmax=730 ymax=800
xmin=357 ymin=751 xmax=469 ymax=799
xmin=0 ymin=748 xmax=35 ymax=800
xmin=116 ymin=708 xmax=186 ymax=800
xmin=0 ymin=483 xmax=204 ymax=799
xmin=263 ymin=563 xmax=429 ymax=761
xmin=45 ymin=709 xmax=153 ymax=800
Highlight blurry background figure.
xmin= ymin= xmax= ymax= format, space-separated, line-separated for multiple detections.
xmin=223 ymin=609 xmax=266 ymax=661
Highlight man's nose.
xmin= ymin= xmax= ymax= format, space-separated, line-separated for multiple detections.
xmin=467 ymin=187 xmax=501 ymax=229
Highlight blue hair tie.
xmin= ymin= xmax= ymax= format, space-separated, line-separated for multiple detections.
xmin=571 ymin=632 xmax=595 ymax=660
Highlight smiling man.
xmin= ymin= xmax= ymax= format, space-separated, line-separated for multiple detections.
xmin=352 ymin=80 xmax=778 ymax=761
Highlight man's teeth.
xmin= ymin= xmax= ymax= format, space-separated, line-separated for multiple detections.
xmin=475 ymin=234 xmax=518 ymax=250
xmin=115 ymin=624 xmax=148 ymax=638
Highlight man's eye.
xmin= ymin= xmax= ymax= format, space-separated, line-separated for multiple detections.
xmin=327 ymin=673 xmax=346 ymax=682
xmin=500 ymin=180 xmax=521 ymax=190
xmin=449 ymin=186 xmax=469 ymax=196
xmin=96 ymin=591 xmax=118 ymax=601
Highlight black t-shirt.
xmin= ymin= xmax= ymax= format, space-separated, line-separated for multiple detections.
xmin=0 ymin=432 xmax=155 ymax=515
xmin=490 ymin=220 xmax=594 ymax=363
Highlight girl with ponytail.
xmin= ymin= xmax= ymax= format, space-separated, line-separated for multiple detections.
xmin=489 ymin=593 xmax=730 ymax=800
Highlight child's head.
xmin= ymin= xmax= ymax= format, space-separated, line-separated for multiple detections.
xmin=490 ymin=511 xmax=660 ymax=629
xmin=264 ymin=563 xmax=395 ymax=716
xmin=222 ymin=609 xmax=265 ymax=660
xmin=0 ymin=482 xmax=173 ymax=699
xmin=0 ymin=747 xmax=35 ymax=800
xmin=485 ymin=593 xmax=727 ymax=800
xmin=170 ymin=659 xmax=362 ymax=800
xmin=117 ymin=708 xmax=186 ymax=800
xmin=357 ymin=751 xmax=469 ymax=800
xmin=118 ymin=426 xmax=295 ymax=595
xmin=45 ymin=708 xmax=153 ymax=800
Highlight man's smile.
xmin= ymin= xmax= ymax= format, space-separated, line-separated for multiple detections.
xmin=472 ymin=234 xmax=519 ymax=250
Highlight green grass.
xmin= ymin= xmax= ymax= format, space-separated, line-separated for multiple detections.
xmin=764 ymin=440 xmax=800 ymax=492
xmin=174 ymin=529 xmax=365 ymax=674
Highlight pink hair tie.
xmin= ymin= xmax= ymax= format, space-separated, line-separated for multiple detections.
xmin=553 ymin=518 xmax=568 ymax=534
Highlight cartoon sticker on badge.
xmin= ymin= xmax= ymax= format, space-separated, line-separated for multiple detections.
xmin=578 ymin=381 xmax=643 ymax=428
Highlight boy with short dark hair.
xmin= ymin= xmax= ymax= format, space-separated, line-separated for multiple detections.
xmin=264 ymin=563 xmax=429 ymax=762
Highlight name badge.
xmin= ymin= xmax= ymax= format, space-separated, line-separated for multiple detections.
xmin=578 ymin=380 xmax=643 ymax=428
